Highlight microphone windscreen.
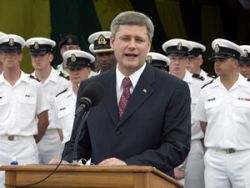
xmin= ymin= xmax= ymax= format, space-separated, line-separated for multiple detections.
xmin=81 ymin=82 xmax=104 ymax=106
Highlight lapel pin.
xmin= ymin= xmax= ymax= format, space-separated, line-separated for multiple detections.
xmin=142 ymin=88 xmax=147 ymax=93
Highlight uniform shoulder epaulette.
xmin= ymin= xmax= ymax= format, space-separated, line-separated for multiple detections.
xmin=207 ymin=73 xmax=217 ymax=79
xmin=59 ymin=71 xmax=69 ymax=80
xmin=56 ymin=88 xmax=68 ymax=97
xmin=201 ymin=79 xmax=214 ymax=89
xmin=192 ymin=73 xmax=205 ymax=81
xmin=29 ymin=75 xmax=40 ymax=82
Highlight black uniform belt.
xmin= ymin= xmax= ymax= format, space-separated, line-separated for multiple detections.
xmin=0 ymin=135 xmax=33 ymax=141
xmin=214 ymin=148 xmax=236 ymax=154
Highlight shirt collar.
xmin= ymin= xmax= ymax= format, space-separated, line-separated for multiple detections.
xmin=0 ymin=71 xmax=29 ymax=85
xmin=200 ymin=69 xmax=207 ymax=77
xmin=33 ymin=67 xmax=58 ymax=84
xmin=233 ymin=73 xmax=248 ymax=87
xmin=116 ymin=63 xmax=146 ymax=90
xmin=183 ymin=70 xmax=193 ymax=84
xmin=213 ymin=73 xmax=247 ymax=88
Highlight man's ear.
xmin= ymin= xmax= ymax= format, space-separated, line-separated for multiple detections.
xmin=110 ymin=36 xmax=115 ymax=49
xmin=49 ymin=53 xmax=54 ymax=63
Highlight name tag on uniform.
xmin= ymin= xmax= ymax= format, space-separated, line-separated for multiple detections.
xmin=238 ymin=97 xmax=250 ymax=102
xmin=208 ymin=97 xmax=216 ymax=101
xmin=59 ymin=107 xmax=66 ymax=111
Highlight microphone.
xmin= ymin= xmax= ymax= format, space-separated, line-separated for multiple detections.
xmin=76 ymin=82 xmax=104 ymax=114
xmin=72 ymin=82 xmax=104 ymax=165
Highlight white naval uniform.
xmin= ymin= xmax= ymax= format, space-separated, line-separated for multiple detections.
xmin=34 ymin=68 xmax=70 ymax=164
xmin=200 ymin=69 xmax=215 ymax=84
xmin=182 ymin=70 xmax=205 ymax=188
xmin=0 ymin=72 xmax=49 ymax=188
xmin=53 ymin=86 xmax=76 ymax=144
xmin=194 ymin=74 xmax=250 ymax=188
xmin=88 ymin=70 xmax=99 ymax=78
xmin=56 ymin=63 xmax=69 ymax=77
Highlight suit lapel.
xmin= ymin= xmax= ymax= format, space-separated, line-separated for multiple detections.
xmin=117 ymin=65 xmax=155 ymax=128
xmin=102 ymin=69 xmax=119 ymax=125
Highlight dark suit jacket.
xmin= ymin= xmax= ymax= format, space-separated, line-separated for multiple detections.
xmin=62 ymin=64 xmax=191 ymax=175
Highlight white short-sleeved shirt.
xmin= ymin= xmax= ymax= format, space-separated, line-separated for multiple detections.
xmin=32 ymin=68 xmax=70 ymax=129
xmin=200 ymin=69 xmax=215 ymax=84
xmin=0 ymin=72 xmax=50 ymax=136
xmin=194 ymin=74 xmax=250 ymax=150
xmin=183 ymin=70 xmax=204 ymax=140
xmin=53 ymin=87 xmax=76 ymax=143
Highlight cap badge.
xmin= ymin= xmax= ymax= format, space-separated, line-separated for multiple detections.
xmin=146 ymin=55 xmax=152 ymax=64
xmin=9 ymin=38 xmax=14 ymax=46
xmin=177 ymin=42 xmax=182 ymax=51
xmin=71 ymin=54 xmax=76 ymax=62
xmin=67 ymin=38 xmax=73 ymax=44
xmin=243 ymin=49 xmax=248 ymax=58
xmin=97 ymin=34 xmax=107 ymax=45
xmin=34 ymin=42 xmax=39 ymax=50
xmin=214 ymin=44 xmax=220 ymax=53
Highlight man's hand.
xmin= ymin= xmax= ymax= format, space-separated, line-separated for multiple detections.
xmin=174 ymin=167 xmax=185 ymax=180
xmin=98 ymin=158 xmax=127 ymax=166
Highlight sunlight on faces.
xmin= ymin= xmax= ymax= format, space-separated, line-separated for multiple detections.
xmin=110 ymin=25 xmax=151 ymax=75
xmin=169 ymin=55 xmax=188 ymax=78
xmin=31 ymin=53 xmax=53 ymax=71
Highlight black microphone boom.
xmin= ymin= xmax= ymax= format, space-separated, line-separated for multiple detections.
xmin=76 ymin=82 xmax=104 ymax=114
xmin=72 ymin=82 xmax=104 ymax=165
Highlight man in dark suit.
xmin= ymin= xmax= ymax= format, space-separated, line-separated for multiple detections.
xmin=56 ymin=11 xmax=191 ymax=176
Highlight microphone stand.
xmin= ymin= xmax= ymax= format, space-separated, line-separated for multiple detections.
xmin=72 ymin=110 xmax=90 ymax=166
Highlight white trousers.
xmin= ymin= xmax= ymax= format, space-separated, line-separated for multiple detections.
xmin=37 ymin=129 xmax=63 ymax=164
xmin=0 ymin=136 xmax=38 ymax=188
xmin=205 ymin=149 xmax=250 ymax=188
xmin=185 ymin=139 xmax=205 ymax=188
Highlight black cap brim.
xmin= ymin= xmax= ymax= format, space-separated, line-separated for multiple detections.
xmin=209 ymin=54 xmax=236 ymax=61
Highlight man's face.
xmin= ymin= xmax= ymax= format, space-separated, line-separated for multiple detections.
xmin=0 ymin=53 xmax=3 ymax=63
xmin=186 ymin=55 xmax=203 ymax=74
xmin=68 ymin=67 xmax=90 ymax=84
xmin=31 ymin=53 xmax=53 ymax=71
xmin=239 ymin=63 xmax=250 ymax=79
xmin=214 ymin=58 xmax=238 ymax=77
xmin=110 ymin=25 xmax=151 ymax=75
xmin=0 ymin=53 xmax=3 ymax=70
xmin=95 ymin=51 xmax=116 ymax=72
xmin=169 ymin=55 xmax=189 ymax=78
xmin=2 ymin=52 xmax=23 ymax=69
xmin=60 ymin=45 xmax=80 ymax=56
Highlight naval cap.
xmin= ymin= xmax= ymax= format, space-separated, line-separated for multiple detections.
xmin=63 ymin=49 xmax=95 ymax=69
xmin=162 ymin=38 xmax=192 ymax=56
xmin=147 ymin=52 xmax=170 ymax=69
xmin=88 ymin=31 xmax=113 ymax=53
xmin=210 ymin=38 xmax=243 ymax=61
xmin=0 ymin=34 xmax=25 ymax=53
xmin=188 ymin=41 xmax=206 ymax=57
xmin=240 ymin=45 xmax=250 ymax=63
xmin=59 ymin=34 xmax=80 ymax=49
xmin=26 ymin=37 xmax=56 ymax=56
